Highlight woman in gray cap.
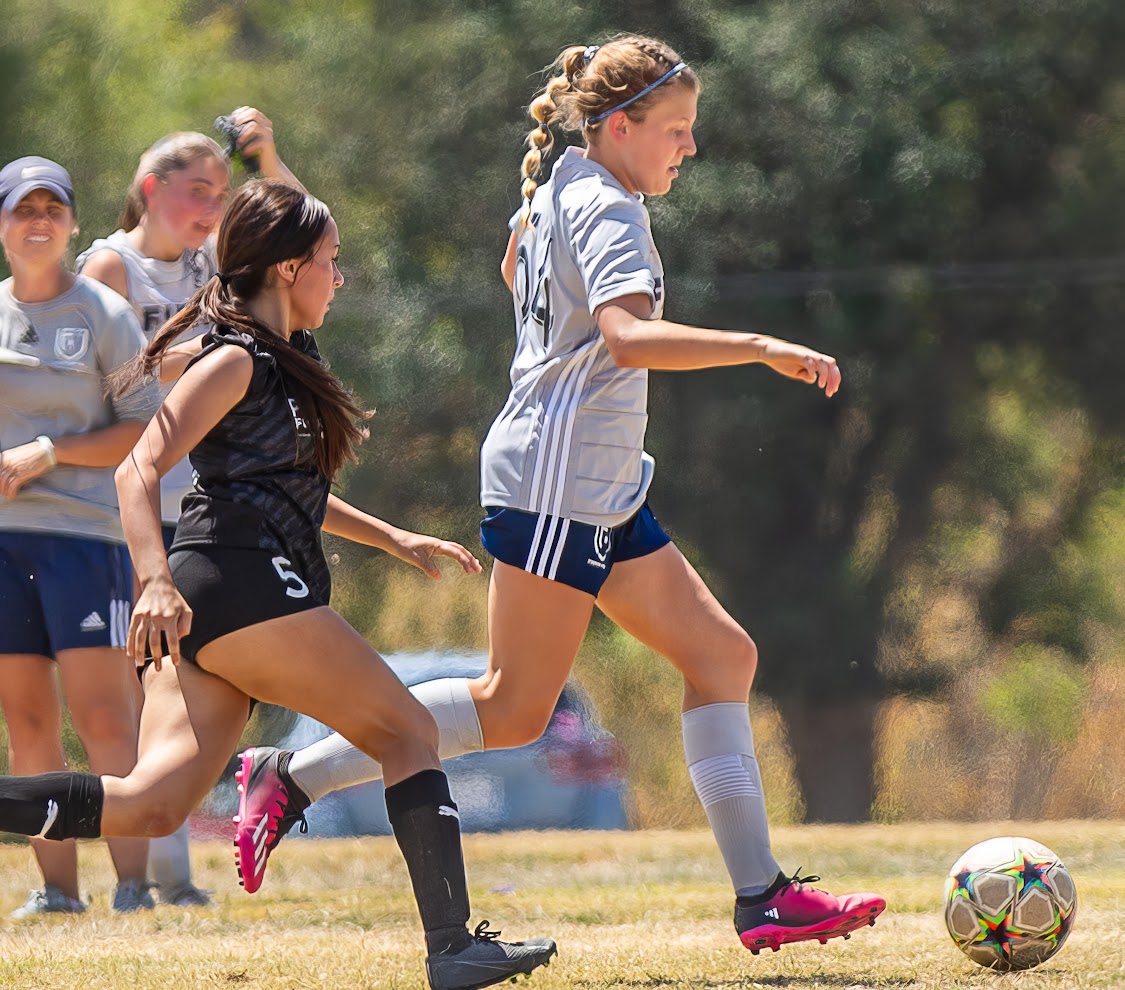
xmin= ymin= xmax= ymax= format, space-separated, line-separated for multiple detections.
xmin=0 ymin=156 xmax=162 ymax=916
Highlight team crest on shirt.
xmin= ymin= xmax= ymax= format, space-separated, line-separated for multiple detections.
xmin=54 ymin=327 xmax=90 ymax=361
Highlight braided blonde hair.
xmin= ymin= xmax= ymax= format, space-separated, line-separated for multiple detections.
xmin=519 ymin=35 xmax=699 ymax=224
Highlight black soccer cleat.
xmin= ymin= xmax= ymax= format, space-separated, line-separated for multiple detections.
xmin=426 ymin=921 xmax=558 ymax=990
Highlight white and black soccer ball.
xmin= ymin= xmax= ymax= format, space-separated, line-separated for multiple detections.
xmin=944 ymin=836 xmax=1078 ymax=972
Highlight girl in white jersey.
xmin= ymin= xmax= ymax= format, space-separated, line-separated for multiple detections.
xmin=78 ymin=111 xmax=302 ymax=907
xmin=0 ymin=156 xmax=162 ymax=916
xmin=235 ymin=35 xmax=886 ymax=959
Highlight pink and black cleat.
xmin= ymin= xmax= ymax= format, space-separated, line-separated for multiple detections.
xmin=735 ymin=870 xmax=886 ymax=954
xmin=232 ymin=746 xmax=309 ymax=894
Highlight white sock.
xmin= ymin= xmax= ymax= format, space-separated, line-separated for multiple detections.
xmin=683 ymin=701 xmax=781 ymax=897
xmin=287 ymin=677 xmax=483 ymax=803
xmin=147 ymin=819 xmax=193 ymax=893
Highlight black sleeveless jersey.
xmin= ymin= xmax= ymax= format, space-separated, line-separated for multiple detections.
xmin=170 ymin=325 xmax=332 ymax=605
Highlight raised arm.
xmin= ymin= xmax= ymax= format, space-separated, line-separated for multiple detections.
xmin=323 ymin=494 xmax=481 ymax=579
xmin=231 ymin=107 xmax=307 ymax=192
xmin=501 ymin=229 xmax=518 ymax=292
xmin=115 ymin=345 xmax=252 ymax=663
xmin=596 ymin=293 xmax=842 ymax=396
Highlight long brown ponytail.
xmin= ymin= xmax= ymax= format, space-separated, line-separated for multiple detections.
xmin=115 ymin=179 xmax=365 ymax=481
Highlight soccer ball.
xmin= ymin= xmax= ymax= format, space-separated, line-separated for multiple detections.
xmin=944 ymin=836 xmax=1078 ymax=972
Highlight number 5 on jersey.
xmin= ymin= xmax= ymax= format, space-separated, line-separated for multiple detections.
xmin=271 ymin=556 xmax=310 ymax=598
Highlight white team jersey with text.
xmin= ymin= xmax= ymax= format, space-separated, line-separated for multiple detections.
xmin=0 ymin=276 xmax=160 ymax=543
xmin=480 ymin=148 xmax=665 ymax=528
xmin=77 ymin=231 xmax=216 ymax=523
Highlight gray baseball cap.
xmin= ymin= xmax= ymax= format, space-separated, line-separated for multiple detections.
xmin=0 ymin=156 xmax=76 ymax=212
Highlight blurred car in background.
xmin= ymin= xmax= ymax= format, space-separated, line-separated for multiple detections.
xmin=204 ymin=650 xmax=630 ymax=835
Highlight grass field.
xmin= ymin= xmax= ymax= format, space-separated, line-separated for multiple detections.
xmin=0 ymin=822 xmax=1121 ymax=989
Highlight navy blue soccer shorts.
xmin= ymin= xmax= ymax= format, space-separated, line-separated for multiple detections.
xmin=0 ymin=532 xmax=132 ymax=657
xmin=480 ymin=502 xmax=671 ymax=597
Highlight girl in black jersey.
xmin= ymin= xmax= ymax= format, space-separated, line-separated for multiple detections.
xmin=0 ymin=179 xmax=556 ymax=990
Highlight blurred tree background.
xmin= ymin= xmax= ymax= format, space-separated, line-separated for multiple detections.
xmin=2 ymin=0 xmax=1123 ymax=824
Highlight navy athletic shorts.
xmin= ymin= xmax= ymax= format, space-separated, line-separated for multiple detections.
xmin=480 ymin=503 xmax=671 ymax=597
xmin=0 ymin=532 xmax=132 ymax=657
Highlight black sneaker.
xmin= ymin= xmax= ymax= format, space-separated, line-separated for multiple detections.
xmin=426 ymin=921 xmax=558 ymax=990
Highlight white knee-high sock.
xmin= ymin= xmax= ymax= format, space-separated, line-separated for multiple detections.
xmin=683 ymin=701 xmax=781 ymax=897
xmin=148 ymin=819 xmax=193 ymax=893
xmin=287 ymin=678 xmax=483 ymax=803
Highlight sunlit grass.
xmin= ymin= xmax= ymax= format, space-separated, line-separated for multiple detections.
xmin=0 ymin=822 xmax=1121 ymax=989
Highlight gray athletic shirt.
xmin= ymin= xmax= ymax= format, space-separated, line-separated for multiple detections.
xmin=77 ymin=231 xmax=216 ymax=523
xmin=480 ymin=147 xmax=665 ymax=527
xmin=0 ymin=275 xmax=162 ymax=543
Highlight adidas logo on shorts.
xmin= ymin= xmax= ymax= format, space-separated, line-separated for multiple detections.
xmin=80 ymin=611 xmax=107 ymax=632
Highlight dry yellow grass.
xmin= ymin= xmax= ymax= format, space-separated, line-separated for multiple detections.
xmin=0 ymin=822 xmax=1121 ymax=989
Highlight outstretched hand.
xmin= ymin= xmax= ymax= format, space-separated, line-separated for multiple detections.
xmin=394 ymin=531 xmax=483 ymax=580
xmin=761 ymin=339 xmax=842 ymax=397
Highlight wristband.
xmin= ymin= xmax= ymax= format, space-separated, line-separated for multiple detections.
xmin=35 ymin=435 xmax=57 ymax=467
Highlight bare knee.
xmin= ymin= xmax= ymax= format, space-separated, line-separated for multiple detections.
xmin=111 ymin=779 xmax=188 ymax=837
xmin=737 ymin=634 xmax=759 ymax=692
xmin=3 ymin=707 xmax=61 ymax=752
xmin=70 ymin=700 xmax=137 ymax=752
xmin=479 ymin=695 xmax=555 ymax=749
xmin=141 ymin=806 xmax=188 ymax=838
xmin=346 ymin=694 xmax=440 ymax=761
xmin=686 ymin=632 xmax=759 ymax=701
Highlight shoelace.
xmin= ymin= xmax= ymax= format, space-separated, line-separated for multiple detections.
xmin=271 ymin=800 xmax=309 ymax=839
xmin=784 ymin=868 xmax=822 ymax=890
xmin=473 ymin=920 xmax=502 ymax=941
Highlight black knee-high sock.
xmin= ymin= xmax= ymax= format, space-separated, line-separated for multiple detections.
xmin=385 ymin=769 xmax=471 ymax=954
xmin=0 ymin=773 xmax=104 ymax=840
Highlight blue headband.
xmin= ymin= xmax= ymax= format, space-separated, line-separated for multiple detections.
xmin=586 ymin=62 xmax=688 ymax=126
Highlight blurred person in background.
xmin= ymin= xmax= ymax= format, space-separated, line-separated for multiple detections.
xmin=78 ymin=108 xmax=302 ymax=909
xmin=0 ymin=156 xmax=162 ymax=916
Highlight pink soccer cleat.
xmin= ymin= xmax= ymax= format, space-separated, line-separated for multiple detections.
xmin=735 ymin=870 xmax=886 ymax=954
xmin=232 ymin=746 xmax=309 ymax=894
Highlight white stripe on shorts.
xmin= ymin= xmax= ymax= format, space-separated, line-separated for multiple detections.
xmin=547 ymin=517 xmax=571 ymax=581
xmin=535 ymin=513 xmax=563 ymax=577
xmin=110 ymin=598 xmax=127 ymax=649
xmin=525 ymin=510 xmax=551 ymax=572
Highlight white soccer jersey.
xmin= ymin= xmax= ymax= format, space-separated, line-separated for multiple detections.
xmin=0 ymin=276 xmax=161 ymax=543
xmin=77 ymin=231 xmax=216 ymax=523
xmin=480 ymin=147 xmax=665 ymax=527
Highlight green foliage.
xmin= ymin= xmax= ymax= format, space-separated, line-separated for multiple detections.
xmin=4 ymin=0 xmax=1124 ymax=819
xmin=981 ymin=645 xmax=1085 ymax=745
